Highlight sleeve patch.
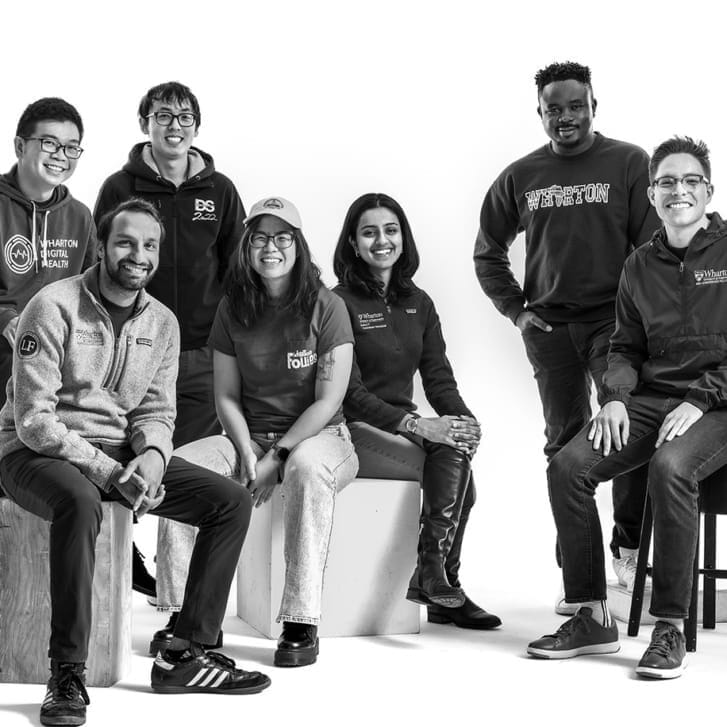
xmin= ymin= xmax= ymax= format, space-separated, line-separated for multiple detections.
xmin=17 ymin=332 xmax=40 ymax=359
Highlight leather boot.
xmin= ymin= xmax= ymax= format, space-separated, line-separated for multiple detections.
xmin=148 ymin=611 xmax=223 ymax=656
xmin=406 ymin=443 xmax=469 ymax=608
xmin=427 ymin=477 xmax=502 ymax=629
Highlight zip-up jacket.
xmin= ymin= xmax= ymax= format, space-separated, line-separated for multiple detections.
xmin=474 ymin=133 xmax=659 ymax=324
xmin=602 ymin=213 xmax=727 ymax=412
xmin=0 ymin=265 xmax=180 ymax=489
xmin=0 ymin=167 xmax=97 ymax=332
xmin=334 ymin=283 xmax=473 ymax=432
xmin=93 ymin=143 xmax=245 ymax=350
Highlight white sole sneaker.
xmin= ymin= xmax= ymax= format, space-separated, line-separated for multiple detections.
xmin=636 ymin=657 xmax=687 ymax=679
xmin=528 ymin=641 xmax=620 ymax=659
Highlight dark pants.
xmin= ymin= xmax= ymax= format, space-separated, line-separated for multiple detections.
xmin=549 ymin=390 xmax=727 ymax=618
xmin=521 ymin=319 xmax=648 ymax=557
xmin=174 ymin=346 xmax=222 ymax=448
xmin=0 ymin=337 xmax=12 ymax=410
xmin=0 ymin=447 xmax=252 ymax=663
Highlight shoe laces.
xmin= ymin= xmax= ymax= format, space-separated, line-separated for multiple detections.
xmin=50 ymin=667 xmax=90 ymax=705
xmin=645 ymin=624 xmax=680 ymax=658
xmin=547 ymin=612 xmax=587 ymax=639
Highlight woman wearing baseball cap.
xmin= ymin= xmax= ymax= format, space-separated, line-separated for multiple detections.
xmin=333 ymin=193 xmax=500 ymax=630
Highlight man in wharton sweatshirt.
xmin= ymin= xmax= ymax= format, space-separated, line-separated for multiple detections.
xmin=0 ymin=97 xmax=96 ymax=408
xmin=473 ymin=61 xmax=659 ymax=605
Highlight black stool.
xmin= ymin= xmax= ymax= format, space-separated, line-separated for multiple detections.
xmin=628 ymin=467 xmax=727 ymax=651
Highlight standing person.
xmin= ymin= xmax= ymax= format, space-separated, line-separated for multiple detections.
xmin=473 ymin=61 xmax=659 ymax=608
xmin=528 ymin=137 xmax=727 ymax=680
xmin=94 ymin=81 xmax=246 ymax=609
xmin=0 ymin=97 xmax=96 ymax=409
xmin=333 ymin=193 xmax=500 ymax=629
xmin=0 ymin=198 xmax=270 ymax=727
xmin=161 ymin=197 xmax=358 ymax=667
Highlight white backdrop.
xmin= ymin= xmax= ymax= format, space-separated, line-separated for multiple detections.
xmin=3 ymin=0 xmax=727 ymax=604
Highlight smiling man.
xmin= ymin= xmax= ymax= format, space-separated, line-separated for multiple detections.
xmin=473 ymin=62 xmax=659 ymax=606
xmin=527 ymin=137 xmax=727 ymax=679
xmin=0 ymin=198 xmax=269 ymax=725
xmin=0 ymin=97 xmax=96 ymax=409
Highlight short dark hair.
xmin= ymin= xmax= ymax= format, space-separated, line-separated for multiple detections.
xmin=535 ymin=61 xmax=592 ymax=96
xmin=16 ymin=97 xmax=84 ymax=141
xmin=96 ymin=198 xmax=166 ymax=248
xmin=138 ymin=81 xmax=201 ymax=130
xmin=649 ymin=136 xmax=711 ymax=183
xmin=333 ymin=193 xmax=420 ymax=301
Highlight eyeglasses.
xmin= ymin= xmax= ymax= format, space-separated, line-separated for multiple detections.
xmin=250 ymin=232 xmax=295 ymax=249
xmin=653 ymin=174 xmax=710 ymax=191
xmin=23 ymin=137 xmax=84 ymax=160
xmin=146 ymin=111 xmax=197 ymax=127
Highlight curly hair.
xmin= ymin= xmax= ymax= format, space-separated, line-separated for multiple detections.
xmin=535 ymin=61 xmax=592 ymax=95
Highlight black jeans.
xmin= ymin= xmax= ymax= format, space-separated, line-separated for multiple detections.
xmin=0 ymin=446 xmax=252 ymax=663
xmin=548 ymin=390 xmax=727 ymax=618
xmin=521 ymin=318 xmax=647 ymax=557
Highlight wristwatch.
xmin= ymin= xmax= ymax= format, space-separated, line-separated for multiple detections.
xmin=404 ymin=414 xmax=420 ymax=434
xmin=271 ymin=443 xmax=291 ymax=462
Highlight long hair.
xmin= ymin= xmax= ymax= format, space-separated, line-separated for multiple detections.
xmin=226 ymin=220 xmax=322 ymax=328
xmin=333 ymin=193 xmax=420 ymax=302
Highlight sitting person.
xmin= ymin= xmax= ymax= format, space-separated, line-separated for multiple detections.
xmin=158 ymin=196 xmax=358 ymax=668
xmin=332 ymin=192 xmax=500 ymax=629
xmin=0 ymin=198 xmax=270 ymax=727
xmin=528 ymin=137 xmax=727 ymax=679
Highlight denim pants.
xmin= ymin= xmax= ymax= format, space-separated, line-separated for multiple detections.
xmin=0 ymin=446 xmax=251 ymax=662
xmin=548 ymin=390 xmax=727 ymax=618
xmin=159 ymin=425 xmax=358 ymax=624
xmin=521 ymin=319 xmax=648 ymax=556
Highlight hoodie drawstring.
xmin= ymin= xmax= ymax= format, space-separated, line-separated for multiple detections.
xmin=31 ymin=202 xmax=39 ymax=273
xmin=41 ymin=210 xmax=49 ymax=268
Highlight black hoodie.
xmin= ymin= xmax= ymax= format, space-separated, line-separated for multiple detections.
xmin=94 ymin=143 xmax=246 ymax=350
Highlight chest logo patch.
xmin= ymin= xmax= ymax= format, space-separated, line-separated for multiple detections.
xmin=17 ymin=332 xmax=40 ymax=359
xmin=287 ymin=348 xmax=317 ymax=370
xmin=4 ymin=235 xmax=34 ymax=275
xmin=694 ymin=269 xmax=727 ymax=286
xmin=358 ymin=312 xmax=387 ymax=331
xmin=193 ymin=199 xmax=217 ymax=222
xmin=136 ymin=337 xmax=153 ymax=347
xmin=76 ymin=330 xmax=104 ymax=346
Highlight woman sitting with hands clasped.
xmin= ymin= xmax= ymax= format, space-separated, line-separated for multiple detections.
xmin=332 ymin=193 xmax=499 ymax=630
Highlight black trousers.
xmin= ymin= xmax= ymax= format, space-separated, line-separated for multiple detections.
xmin=0 ymin=446 xmax=251 ymax=663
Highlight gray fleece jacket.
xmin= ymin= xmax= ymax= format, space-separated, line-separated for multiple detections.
xmin=0 ymin=265 xmax=180 ymax=489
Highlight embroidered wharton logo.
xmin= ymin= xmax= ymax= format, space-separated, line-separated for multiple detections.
xmin=524 ymin=183 xmax=610 ymax=211
xmin=694 ymin=268 xmax=727 ymax=286
xmin=193 ymin=199 xmax=217 ymax=222
xmin=4 ymin=235 xmax=34 ymax=275
xmin=287 ymin=348 xmax=317 ymax=370
xmin=17 ymin=332 xmax=39 ymax=359
xmin=76 ymin=330 xmax=104 ymax=346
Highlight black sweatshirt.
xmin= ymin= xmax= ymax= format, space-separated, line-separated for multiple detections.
xmin=334 ymin=283 xmax=473 ymax=433
xmin=474 ymin=133 xmax=660 ymax=324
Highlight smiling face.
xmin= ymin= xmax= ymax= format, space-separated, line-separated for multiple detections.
xmin=249 ymin=214 xmax=298 ymax=292
xmin=538 ymin=79 xmax=596 ymax=156
xmin=15 ymin=119 xmax=81 ymax=199
xmin=99 ymin=210 xmax=161 ymax=299
xmin=353 ymin=207 xmax=403 ymax=283
xmin=648 ymin=153 xmax=712 ymax=238
xmin=142 ymin=96 xmax=198 ymax=161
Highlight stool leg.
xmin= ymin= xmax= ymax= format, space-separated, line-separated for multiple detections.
xmin=685 ymin=518 xmax=700 ymax=652
xmin=628 ymin=496 xmax=652 ymax=638
xmin=703 ymin=512 xmax=716 ymax=629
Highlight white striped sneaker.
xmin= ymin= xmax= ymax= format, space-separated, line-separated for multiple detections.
xmin=151 ymin=646 xmax=271 ymax=694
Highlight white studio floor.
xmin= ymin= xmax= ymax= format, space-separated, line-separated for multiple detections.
xmin=1 ymin=579 xmax=726 ymax=727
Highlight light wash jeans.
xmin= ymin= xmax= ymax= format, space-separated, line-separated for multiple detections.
xmin=156 ymin=425 xmax=358 ymax=625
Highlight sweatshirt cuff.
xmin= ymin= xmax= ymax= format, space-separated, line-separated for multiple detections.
xmin=130 ymin=427 xmax=173 ymax=467
xmin=683 ymin=395 xmax=710 ymax=413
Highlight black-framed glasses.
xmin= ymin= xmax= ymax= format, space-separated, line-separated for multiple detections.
xmin=250 ymin=232 xmax=295 ymax=249
xmin=653 ymin=174 xmax=710 ymax=191
xmin=146 ymin=111 xmax=197 ymax=127
xmin=24 ymin=137 xmax=84 ymax=159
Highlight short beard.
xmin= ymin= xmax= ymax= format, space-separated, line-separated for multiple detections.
xmin=104 ymin=256 xmax=155 ymax=292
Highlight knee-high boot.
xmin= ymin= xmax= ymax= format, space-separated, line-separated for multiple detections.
xmin=426 ymin=477 xmax=502 ymax=628
xmin=406 ymin=443 xmax=469 ymax=608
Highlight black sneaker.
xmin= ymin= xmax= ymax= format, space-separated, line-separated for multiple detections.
xmin=636 ymin=621 xmax=687 ymax=679
xmin=527 ymin=607 xmax=620 ymax=659
xmin=274 ymin=622 xmax=319 ymax=667
xmin=40 ymin=662 xmax=90 ymax=726
xmin=132 ymin=543 xmax=157 ymax=598
xmin=148 ymin=612 xmax=223 ymax=656
xmin=151 ymin=645 xmax=271 ymax=694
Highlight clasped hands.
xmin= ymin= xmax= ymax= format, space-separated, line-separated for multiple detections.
xmin=112 ymin=449 xmax=166 ymax=516
xmin=588 ymin=400 xmax=703 ymax=456
xmin=239 ymin=448 xmax=280 ymax=509
xmin=416 ymin=415 xmax=482 ymax=456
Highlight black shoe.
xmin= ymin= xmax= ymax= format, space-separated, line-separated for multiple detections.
xmin=40 ymin=662 xmax=90 ymax=726
xmin=148 ymin=611 xmax=223 ymax=656
xmin=636 ymin=621 xmax=687 ymax=679
xmin=132 ymin=543 xmax=156 ymax=598
xmin=274 ymin=622 xmax=319 ymax=667
xmin=151 ymin=644 xmax=270 ymax=694
xmin=428 ymin=595 xmax=502 ymax=629
xmin=527 ymin=607 xmax=620 ymax=659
